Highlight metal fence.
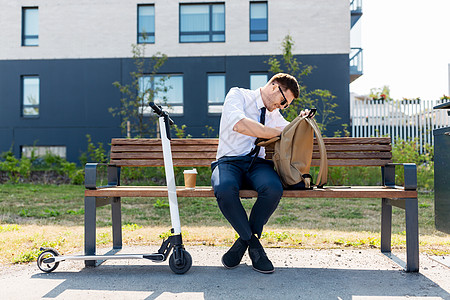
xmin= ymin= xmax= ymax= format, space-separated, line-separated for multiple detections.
xmin=351 ymin=98 xmax=450 ymax=153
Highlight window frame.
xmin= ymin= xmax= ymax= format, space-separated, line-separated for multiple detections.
xmin=250 ymin=73 xmax=268 ymax=90
xmin=249 ymin=1 xmax=268 ymax=42
xmin=139 ymin=74 xmax=184 ymax=116
xmin=137 ymin=4 xmax=155 ymax=44
xmin=22 ymin=6 xmax=39 ymax=47
xmin=207 ymin=73 xmax=226 ymax=114
xmin=179 ymin=3 xmax=225 ymax=43
xmin=21 ymin=75 xmax=40 ymax=118
xmin=21 ymin=146 xmax=67 ymax=159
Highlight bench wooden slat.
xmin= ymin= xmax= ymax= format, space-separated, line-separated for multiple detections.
xmin=109 ymin=159 xmax=214 ymax=167
xmin=110 ymin=158 xmax=394 ymax=167
xmin=312 ymin=159 xmax=392 ymax=167
xmin=110 ymin=152 xmax=217 ymax=159
xmin=110 ymin=158 xmax=391 ymax=167
xmin=111 ymin=145 xmax=219 ymax=152
xmin=85 ymin=185 xmax=417 ymax=199
xmin=112 ymin=144 xmax=392 ymax=153
xmin=312 ymin=144 xmax=392 ymax=152
xmin=317 ymin=137 xmax=391 ymax=144
xmin=112 ymin=138 xmax=219 ymax=146
xmin=311 ymin=152 xmax=392 ymax=159
xmin=112 ymin=138 xmax=391 ymax=147
xmin=112 ymin=137 xmax=392 ymax=145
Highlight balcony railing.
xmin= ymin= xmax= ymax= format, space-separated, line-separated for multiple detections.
xmin=350 ymin=47 xmax=363 ymax=82
xmin=350 ymin=0 xmax=362 ymax=27
xmin=350 ymin=0 xmax=362 ymax=13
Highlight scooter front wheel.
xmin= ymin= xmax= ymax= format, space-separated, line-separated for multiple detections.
xmin=37 ymin=249 xmax=60 ymax=273
xmin=169 ymin=249 xmax=192 ymax=274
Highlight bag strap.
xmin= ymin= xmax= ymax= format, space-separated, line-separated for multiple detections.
xmin=305 ymin=117 xmax=328 ymax=187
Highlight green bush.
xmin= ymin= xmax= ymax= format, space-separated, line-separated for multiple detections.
xmin=61 ymin=161 xmax=85 ymax=185
xmin=0 ymin=148 xmax=85 ymax=184
xmin=79 ymin=134 xmax=108 ymax=165
xmin=0 ymin=151 xmax=32 ymax=183
xmin=392 ymin=139 xmax=434 ymax=191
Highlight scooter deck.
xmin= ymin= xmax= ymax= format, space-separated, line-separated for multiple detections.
xmin=44 ymin=253 xmax=165 ymax=264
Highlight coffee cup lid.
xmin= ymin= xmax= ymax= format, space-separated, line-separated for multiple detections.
xmin=183 ymin=168 xmax=197 ymax=174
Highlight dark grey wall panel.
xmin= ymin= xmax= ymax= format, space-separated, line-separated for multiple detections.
xmin=0 ymin=54 xmax=349 ymax=162
xmin=0 ymin=128 xmax=14 ymax=154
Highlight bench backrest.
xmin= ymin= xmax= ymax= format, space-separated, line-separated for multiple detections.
xmin=109 ymin=137 xmax=392 ymax=167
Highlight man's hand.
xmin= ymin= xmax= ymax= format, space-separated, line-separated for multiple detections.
xmin=299 ymin=109 xmax=316 ymax=118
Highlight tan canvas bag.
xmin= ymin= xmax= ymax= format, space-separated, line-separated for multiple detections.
xmin=258 ymin=114 xmax=328 ymax=188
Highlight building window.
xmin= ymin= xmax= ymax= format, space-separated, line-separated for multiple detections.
xmin=250 ymin=2 xmax=268 ymax=41
xmin=180 ymin=3 xmax=225 ymax=43
xmin=22 ymin=76 xmax=40 ymax=117
xmin=139 ymin=74 xmax=184 ymax=115
xmin=22 ymin=7 xmax=39 ymax=46
xmin=250 ymin=73 xmax=268 ymax=90
xmin=208 ymin=74 xmax=225 ymax=114
xmin=22 ymin=146 xmax=67 ymax=159
xmin=138 ymin=5 xmax=155 ymax=44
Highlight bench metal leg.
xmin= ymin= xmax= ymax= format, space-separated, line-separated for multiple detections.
xmin=381 ymin=198 xmax=392 ymax=253
xmin=111 ymin=197 xmax=122 ymax=249
xmin=84 ymin=196 xmax=97 ymax=267
xmin=405 ymin=197 xmax=419 ymax=272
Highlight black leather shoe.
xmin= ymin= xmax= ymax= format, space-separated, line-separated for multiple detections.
xmin=221 ymin=237 xmax=248 ymax=269
xmin=248 ymin=235 xmax=274 ymax=274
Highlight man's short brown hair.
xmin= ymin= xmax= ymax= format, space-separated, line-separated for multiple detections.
xmin=268 ymin=73 xmax=300 ymax=99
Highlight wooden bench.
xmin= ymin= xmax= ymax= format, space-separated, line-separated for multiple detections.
xmin=84 ymin=137 xmax=419 ymax=272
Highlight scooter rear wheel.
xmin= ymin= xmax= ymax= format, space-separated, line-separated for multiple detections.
xmin=169 ymin=249 xmax=192 ymax=274
xmin=37 ymin=249 xmax=60 ymax=273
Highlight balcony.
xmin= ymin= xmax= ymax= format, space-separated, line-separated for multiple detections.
xmin=350 ymin=47 xmax=363 ymax=82
xmin=350 ymin=0 xmax=362 ymax=28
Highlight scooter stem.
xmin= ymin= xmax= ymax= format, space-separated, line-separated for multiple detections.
xmin=159 ymin=116 xmax=182 ymax=234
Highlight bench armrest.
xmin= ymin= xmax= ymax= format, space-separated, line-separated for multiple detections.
xmin=85 ymin=163 xmax=120 ymax=190
xmin=382 ymin=163 xmax=417 ymax=190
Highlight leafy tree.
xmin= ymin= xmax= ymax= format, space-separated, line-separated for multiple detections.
xmin=110 ymin=44 xmax=168 ymax=137
xmin=267 ymin=35 xmax=340 ymax=133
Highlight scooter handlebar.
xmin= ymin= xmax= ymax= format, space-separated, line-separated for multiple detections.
xmin=149 ymin=102 xmax=174 ymax=125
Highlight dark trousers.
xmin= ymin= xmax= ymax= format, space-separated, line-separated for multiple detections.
xmin=211 ymin=156 xmax=283 ymax=241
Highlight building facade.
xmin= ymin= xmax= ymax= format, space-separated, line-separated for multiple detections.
xmin=0 ymin=0 xmax=353 ymax=162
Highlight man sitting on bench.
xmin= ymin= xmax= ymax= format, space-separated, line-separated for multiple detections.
xmin=211 ymin=73 xmax=310 ymax=274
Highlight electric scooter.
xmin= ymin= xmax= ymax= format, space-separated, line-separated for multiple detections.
xmin=37 ymin=102 xmax=192 ymax=274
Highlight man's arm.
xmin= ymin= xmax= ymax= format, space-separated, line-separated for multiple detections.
xmin=233 ymin=109 xmax=312 ymax=138
xmin=233 ymin=118 xmax=281 ymax=139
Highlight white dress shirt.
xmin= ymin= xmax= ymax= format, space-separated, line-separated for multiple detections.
xmin=216 ymin=87 xmax=289 ymax=160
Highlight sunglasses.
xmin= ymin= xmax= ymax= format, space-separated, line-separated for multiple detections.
xmin=278 ymin=86 xmax=290 ymax=109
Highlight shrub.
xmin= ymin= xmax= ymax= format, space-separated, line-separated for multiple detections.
xmin=0 ymin=151 xmax=32 ymax=183
xmin=392 ymin=139 xmax=434 ymax=191
xmin=85 ymin=134 xmax=108 ymax=163
xmin=1 ymin=148 xmax=85 ymax=184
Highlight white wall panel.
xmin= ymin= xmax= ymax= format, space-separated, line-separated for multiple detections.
xmin=0 ymin=0 xmax=349 ymax=60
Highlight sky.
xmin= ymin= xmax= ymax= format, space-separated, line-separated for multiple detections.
xmin=349 ymin=0 xmax=450 ymax=100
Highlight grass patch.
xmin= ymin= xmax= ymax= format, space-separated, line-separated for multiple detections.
xmin=0 ymin=184 xmax=442 ymax=233
xmin=0 ymin=225 xmax=448 ymax=265
xmin=0 ymin=184 xmax=448 ymax=264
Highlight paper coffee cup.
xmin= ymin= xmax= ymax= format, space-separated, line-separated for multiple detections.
xmin=183 ymin=169 xmax=197 ymax=189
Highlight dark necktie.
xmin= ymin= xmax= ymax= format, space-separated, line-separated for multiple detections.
xmin=259 ymin=107 xmax=266 ymax=126
xmin=247 ymin=107 xmax=266 ymax=169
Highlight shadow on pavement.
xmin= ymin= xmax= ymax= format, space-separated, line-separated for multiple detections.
xmin=32 ymin=264 xmax=449 ymax=299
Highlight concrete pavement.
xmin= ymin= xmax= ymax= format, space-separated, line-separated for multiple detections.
xmin=1 ymin=246 xmax=449 ymax=299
